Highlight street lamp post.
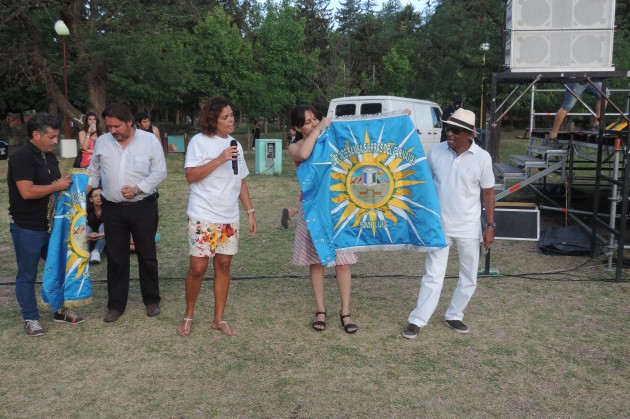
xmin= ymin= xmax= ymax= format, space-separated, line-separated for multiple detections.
xmin=479 ymin=43 xmax=490 ymax=138
xmin=54 ymin=20 xmax=70 ymax=139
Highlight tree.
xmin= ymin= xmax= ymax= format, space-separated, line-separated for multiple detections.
xmin=242 ymin=1 xmax=317 ymax=119
xmin=0 ymin=0 xmax=218 ymax=123
xmin=336 ymin=0 xmax=362 ymax=35
xmin=410 ymin=0 xmax=504 ymax=109
xmin=379 ymin=48 xmax=414 ymax=97
xmin=187 ymin=6 xmax=252 ymax=106
xmin=294 ymin=0 xmax=333 ymax=54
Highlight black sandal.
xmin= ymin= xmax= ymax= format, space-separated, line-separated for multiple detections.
xmin=312 ymin=311 xmax=326 ymax=331
xmin=340 ymin=312 xmax=358 ymax=334
xmin=281 ymin=208 xmax=290 ymax=229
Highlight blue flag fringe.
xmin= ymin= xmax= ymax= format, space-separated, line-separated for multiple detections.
xmin=297 ymin=113 xmax=447 ymax=267
xmin=41 ymin=170 xmax=93 ymax=313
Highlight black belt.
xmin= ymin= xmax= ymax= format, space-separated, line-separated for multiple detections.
xmin=102 ymin=192 xmax=159 ymax=206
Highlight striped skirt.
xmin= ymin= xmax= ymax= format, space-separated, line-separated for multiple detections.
xmin=291 ymin=203 xmax=357 ymax=267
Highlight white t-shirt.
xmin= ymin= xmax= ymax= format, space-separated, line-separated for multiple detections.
xmin=185 ymin=133 xmax=249 ymax=224
xmin=428 ymin=141 xmax=494 ymax=239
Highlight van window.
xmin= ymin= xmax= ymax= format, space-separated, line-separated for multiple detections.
xmin=431 ymin=107 xmax=442 ymax=128
xmin=335 ymin=104 xmax=356 ymax=117
xmin=360 ymin=103 xmax=382 ymax=115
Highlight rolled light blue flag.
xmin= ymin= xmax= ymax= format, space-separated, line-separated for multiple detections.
xmin=42 ymin=172 xmax=93 ymax=313
xmin=297 ymin=113 xmax=446 ymax=266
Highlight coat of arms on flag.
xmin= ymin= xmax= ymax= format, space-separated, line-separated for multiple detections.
xmin=297 ymin=112 xmax=447 ymax=266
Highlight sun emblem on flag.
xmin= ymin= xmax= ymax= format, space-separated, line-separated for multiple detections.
xmin=66 ymin=198 xmax=89 ymax=278
xmin=330 ymin=129 xmax=426 ymax=236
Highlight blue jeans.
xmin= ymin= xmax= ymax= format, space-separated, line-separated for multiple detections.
xmin=87 ymin=224 xmax=106 ymax=254
xmin=561 ymin=82 xmax=609 ymax=111
xmin=10 ymin=223 xmax=50 ymax=321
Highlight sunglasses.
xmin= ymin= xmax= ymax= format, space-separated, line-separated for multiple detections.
xmin=446 ymin=126 xmax=465 ymax=135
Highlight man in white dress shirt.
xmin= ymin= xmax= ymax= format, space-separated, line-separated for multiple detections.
xmin=87 ymin=102 xmax=167 ymax=322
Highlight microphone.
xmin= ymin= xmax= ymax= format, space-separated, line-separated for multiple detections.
xmin=230 ymin=139 xmax=238 ymax=175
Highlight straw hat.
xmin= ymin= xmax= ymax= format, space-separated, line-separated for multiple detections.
xmin=443 ymin=108 xmax=476 ymax=132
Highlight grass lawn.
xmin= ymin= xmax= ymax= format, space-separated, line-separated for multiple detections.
xmin=0 ymin=132 xmax=629 ymax=417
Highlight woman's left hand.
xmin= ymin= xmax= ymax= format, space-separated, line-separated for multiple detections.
xmin=248 ymin=213 xmax=257 ymax=236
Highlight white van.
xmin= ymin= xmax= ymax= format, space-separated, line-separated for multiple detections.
xmin=326 ymin=95 xmax=443 ymax=153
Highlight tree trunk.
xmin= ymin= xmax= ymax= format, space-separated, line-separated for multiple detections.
xmin=85 ymin=67 xmax=107 ymax=121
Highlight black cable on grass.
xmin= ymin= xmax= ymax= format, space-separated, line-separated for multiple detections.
xmin=2 ymin=256 xmax=628 ymax=285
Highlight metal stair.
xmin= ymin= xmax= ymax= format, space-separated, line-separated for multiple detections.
xmin=493 ymin=147 xmax=568 ymax=200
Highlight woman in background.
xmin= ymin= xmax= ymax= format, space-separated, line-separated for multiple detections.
xmin=288 ymin=105 xmax=359 ymax=334
xmin=86 ymin=188 xmax=105 ymax=263
xmin=176 ymin=97 xmax=257 ymax=337
xmin=78 ymin=112 xmax=103 ymax=168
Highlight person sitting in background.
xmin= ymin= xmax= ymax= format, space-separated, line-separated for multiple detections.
xmin=78 ymin=112 xmax=103 ymax=168
xmin=87 ymin=188 xmax=105 ymax=263
xmin=135 ymin=112 xmax=161 ymax=140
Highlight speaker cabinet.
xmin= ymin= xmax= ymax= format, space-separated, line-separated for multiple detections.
xmin=484 ymin=203 xmax=540 ymax=241
xmin=507 ymin=0 xmax=615 ymax=31
xmin=506 ymin=29 xmax=614 ymax=71
xmin=505 ymin=0 xmax=616 ymax=72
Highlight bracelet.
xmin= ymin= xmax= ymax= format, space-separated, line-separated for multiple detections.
xmin=246 ymin=208 xmax=255 ymax=214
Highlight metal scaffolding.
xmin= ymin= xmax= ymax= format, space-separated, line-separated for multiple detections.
xmin=487 ymin=71 xmax=630 ymax=280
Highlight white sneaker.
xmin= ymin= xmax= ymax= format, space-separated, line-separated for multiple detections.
xmin=90 ymin=250 xmax=101 ymax=263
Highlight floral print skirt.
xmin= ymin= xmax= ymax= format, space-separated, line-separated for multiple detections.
xmin=188 ymin=217 xmax=239 ymax=258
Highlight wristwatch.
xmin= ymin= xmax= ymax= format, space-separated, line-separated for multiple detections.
xmin=486 ymin=222 xmax=496 ymax=228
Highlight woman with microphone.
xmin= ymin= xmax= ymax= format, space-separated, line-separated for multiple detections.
xmin=176 ymin=97 xmax=257 ymax=337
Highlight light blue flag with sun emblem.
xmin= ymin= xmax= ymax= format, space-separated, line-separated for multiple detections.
xmin=297 ymin=113 xmax=447 ymax=266
xmin=42 ymin=171 xmax=93 ymax=313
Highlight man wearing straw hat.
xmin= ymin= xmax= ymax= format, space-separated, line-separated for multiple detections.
xmin=403 ymin=108 xmax=495 ymax=338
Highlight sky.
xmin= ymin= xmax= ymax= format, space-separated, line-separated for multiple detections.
xmin=327 ymin=0 xmax=429 ymax=14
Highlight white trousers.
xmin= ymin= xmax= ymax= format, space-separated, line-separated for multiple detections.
xmin=408 ymin=236 xmax=480 ymax=327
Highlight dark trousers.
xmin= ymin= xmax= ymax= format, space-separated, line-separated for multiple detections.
xmin=102 ymin=197 xmax=160 ymax=312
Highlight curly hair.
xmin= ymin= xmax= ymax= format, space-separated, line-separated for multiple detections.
xmin=198 ymin=97 xmax=231 ymax=136
xmin=82 ymin=111 xmax=103 ymax=135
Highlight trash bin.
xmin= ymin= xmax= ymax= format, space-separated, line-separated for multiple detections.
xmin=60 ymin=139 xmax=77 ymax=158
xmin=0 ymin=141 xmax=8 ymax=160
xmin=255 ymin=139 xmax=282 ymax=175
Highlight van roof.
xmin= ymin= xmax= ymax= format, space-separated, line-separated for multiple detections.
xmin=329 ymin=95 xmax=438 ymax=106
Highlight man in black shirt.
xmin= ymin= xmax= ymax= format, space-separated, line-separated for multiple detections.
xmin=8 ymin=113 xmax=83 ymax=336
